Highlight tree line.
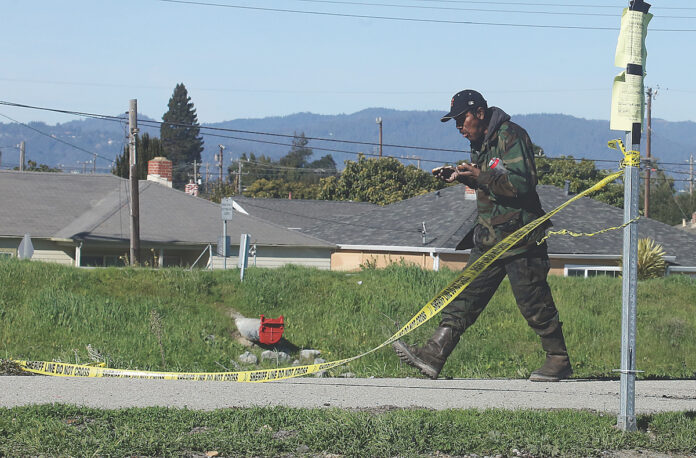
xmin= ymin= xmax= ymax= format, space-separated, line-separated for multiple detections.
xmin=106 ymin=83 xmax=696 ymax=226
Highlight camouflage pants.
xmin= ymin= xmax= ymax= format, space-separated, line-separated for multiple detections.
xmin=440 ymin=245 xmax=560 ymax=337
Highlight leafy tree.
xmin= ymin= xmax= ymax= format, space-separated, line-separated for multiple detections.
xmin=160 ymin=83 xmax=204 ymax=188
xmin=112 ymin=133 xmax=165 ymax=179
xmin=16 ymin=160 xmax=62 ymax=172
xmin=318 ymin=155 xmax=444 ymax=205
xmin=226 ymin=134 xmax=337 ymax=199
xmin=535 ymin=155 xmax=624 ymax=207
xmin=244 ymin=178 xmax=320 ymax=199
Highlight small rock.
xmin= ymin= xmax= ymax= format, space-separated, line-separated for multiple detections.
xmin=261 ymin=350 xmax=291 ymax=362
xmin=292 ymin=359 xmax=300 ymax=366
xmin=339 ymin=372 xmax=355 ymax=378
xmin=315 ymin=370 xmax=327 ymax=378
xmin=238 ymin=351 xmax=258 ymax=365
xmin=296 ymin=445 xmax=310 ymax=453
xmin=314 ymin=357 xmax=327 ymax=364
xmin=357 ymin=281 xmax=363 ymax=285
xmin=205 ymin=452 xmax=219 ymax=457
xmin=300 ymin=349 xmax=321 ymax=360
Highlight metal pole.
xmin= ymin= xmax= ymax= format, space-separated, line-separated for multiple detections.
xmin=129 ymin=99 xmax=141 ymax=266
xmin=223 ymin=220 xmax=227 ymax=270
xmin=618 ymin=127 xmax=640 ymax=432
xmin=644 ymin=88 xmax=652 ymax=217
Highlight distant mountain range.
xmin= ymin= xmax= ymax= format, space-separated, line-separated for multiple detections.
xmin=1 ymin=109 xmax=694 ymax=178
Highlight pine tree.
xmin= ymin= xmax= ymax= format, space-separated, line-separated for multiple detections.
xmin=112 ymin=133 xmax=165 ymax=180
xmin=160 ymin=83 xmax=204 ymax=188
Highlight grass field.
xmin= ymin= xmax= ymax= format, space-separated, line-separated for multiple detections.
xmin=1 ymin=405 xmax=695 ymax=457
xmin=1 ymin=258 xmax=694 ymax=379
xmin=2 ymin=259 xmax=695 ymax=456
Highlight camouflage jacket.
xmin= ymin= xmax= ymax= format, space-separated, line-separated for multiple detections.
xmin=457 ymin=107 xmax=550 ymax=257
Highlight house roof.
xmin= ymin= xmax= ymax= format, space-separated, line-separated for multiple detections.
xmin=0 ymin=170 xmax=334 ymax=248
xmin=539 ymin=185 xmax=696 ymax=266
xmin=234 ymin=182 xmax=696 ymax=266
xmin=231 ymin=196 xmax=377 ymax=231
xmin=234 ymin=185 xmax=477 ymax=249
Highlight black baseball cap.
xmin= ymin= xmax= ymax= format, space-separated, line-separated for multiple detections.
xmin=440 ymin=89 xmax=487 ymax=122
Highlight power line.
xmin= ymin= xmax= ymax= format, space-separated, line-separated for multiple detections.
xmin=1 ymin=99 xmax=689 ymax=170
xmin=407 ymin=0 xmax=696 ymax=10
xmin=0 ymin=112 xmax=115 ymax=164
xmin=288 ymin=0 xmax=696 ymax=19
xmin=156 ymin=0 xmax=696 ymax=32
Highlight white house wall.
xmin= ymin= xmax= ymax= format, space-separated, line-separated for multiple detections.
xmin=210 ymin=246 xmax=332 ymax=270
xmin=0 ymin=238 xmax=74 ymax=265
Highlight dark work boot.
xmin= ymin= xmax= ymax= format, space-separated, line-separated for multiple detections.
xmin=392 ymin=326 xmax=460 ymax=380
xmin=529 ymin=323 xmax=573 ymax=382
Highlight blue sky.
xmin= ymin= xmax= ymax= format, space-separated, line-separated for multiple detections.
xmin=2 ymin=0 xmax=695 ymax=125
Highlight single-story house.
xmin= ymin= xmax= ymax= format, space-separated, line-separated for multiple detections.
xmin=233 ymin=184 xmax=696 ymax=276
xmin=0 ymin=170 xmax=335 ymax=269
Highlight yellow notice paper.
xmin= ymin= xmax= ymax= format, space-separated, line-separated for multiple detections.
xmin=615 ymin=8 xmax=652 ymax=68
xmin=610 ymin=71 xmax=644 ymax=132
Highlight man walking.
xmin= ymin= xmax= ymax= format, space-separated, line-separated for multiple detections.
xmin=393 ymin=89 xmax=572 ymax=382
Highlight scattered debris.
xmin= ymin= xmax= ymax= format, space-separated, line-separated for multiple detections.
xmin=261 ymin=350 xmax=291 ymax=363
xmin=238 ymin=351 xmax=258 ymax=365
xmin=300 ymin=349 xmax=321 ymax=360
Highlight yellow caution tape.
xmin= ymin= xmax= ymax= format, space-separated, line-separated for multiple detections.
xmin=13 ymin=164 xmax=626 ymax=382
xmin=538 ymin=216 xmax=640 ymax=245
xmin=608 ymin=139 xmax=640 ymax=168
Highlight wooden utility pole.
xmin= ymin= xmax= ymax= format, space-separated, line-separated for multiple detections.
xmin=217 ymin=144 xmax=225 ymax=194
xmin=205 ymin=162 xmax=210 ymax=194
xmin=376 ymin=117 xmax=383 ymax=157
xmin=19 ymin=141 xmax=25 ymax=171
xmin=128 ymin=99 xmax=141 ymax=266
xmin=644 ymin=87 xmax=655 ymax=218
xmin=690 ymin=154 xmax=694 ymax=195
xmin=238 ymin=159 xmax=243 ymax=195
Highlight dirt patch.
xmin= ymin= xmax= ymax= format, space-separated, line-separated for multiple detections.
xmin=0 ymin=359 xmax=34 ymax=376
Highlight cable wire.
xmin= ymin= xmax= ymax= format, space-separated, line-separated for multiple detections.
xmin=157 ymin=0 xmax=696 ymax=32
xmin=288 ymin=0 xmax=696 ymax=19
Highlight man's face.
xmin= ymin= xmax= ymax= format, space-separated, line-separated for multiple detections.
xmin=454 ymin=108 xmax=486 ymax=144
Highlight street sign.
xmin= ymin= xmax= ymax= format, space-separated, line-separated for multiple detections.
xmin=221 ymin=198 xmax=234 ymax=221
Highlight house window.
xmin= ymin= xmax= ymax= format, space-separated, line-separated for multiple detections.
xmin=564 ymin=265 xmax=621 ymax=278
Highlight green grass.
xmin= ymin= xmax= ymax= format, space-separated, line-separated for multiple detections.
xmin=0 ymin=405 xmax=695 ymax=456
xmin=1 ymin=257 xmax=695 ymax=379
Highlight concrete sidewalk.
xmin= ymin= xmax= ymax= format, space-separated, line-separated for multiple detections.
xmin=1 ymin=376 xmax=695 ymax=413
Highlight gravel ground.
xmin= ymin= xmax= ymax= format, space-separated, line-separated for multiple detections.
xmin=1 ymin=376 xmax=695 ymax=413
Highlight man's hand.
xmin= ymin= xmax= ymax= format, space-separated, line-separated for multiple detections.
xmin=432 ymin=166 xmax=457 ymax=182
xmin=433 ymin=164 xmax=480 ymax=183
xmin=456 ymin=162 xmax=480 ymax=180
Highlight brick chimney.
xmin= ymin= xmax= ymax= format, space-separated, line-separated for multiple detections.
xmin=464 ymin=185 xmax=476 ymax=200
xmin=147 ymin=157 xmax=173 ymax=188
xmin=185 ymin=179 xmax=199 ymax=197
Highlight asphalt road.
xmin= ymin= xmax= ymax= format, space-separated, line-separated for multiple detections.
xmin=1 ymin=376 xmax=695 ymax=413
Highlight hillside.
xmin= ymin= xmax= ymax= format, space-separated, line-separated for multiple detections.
xmin=1 ymin=110 xmax=694 ymax=175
